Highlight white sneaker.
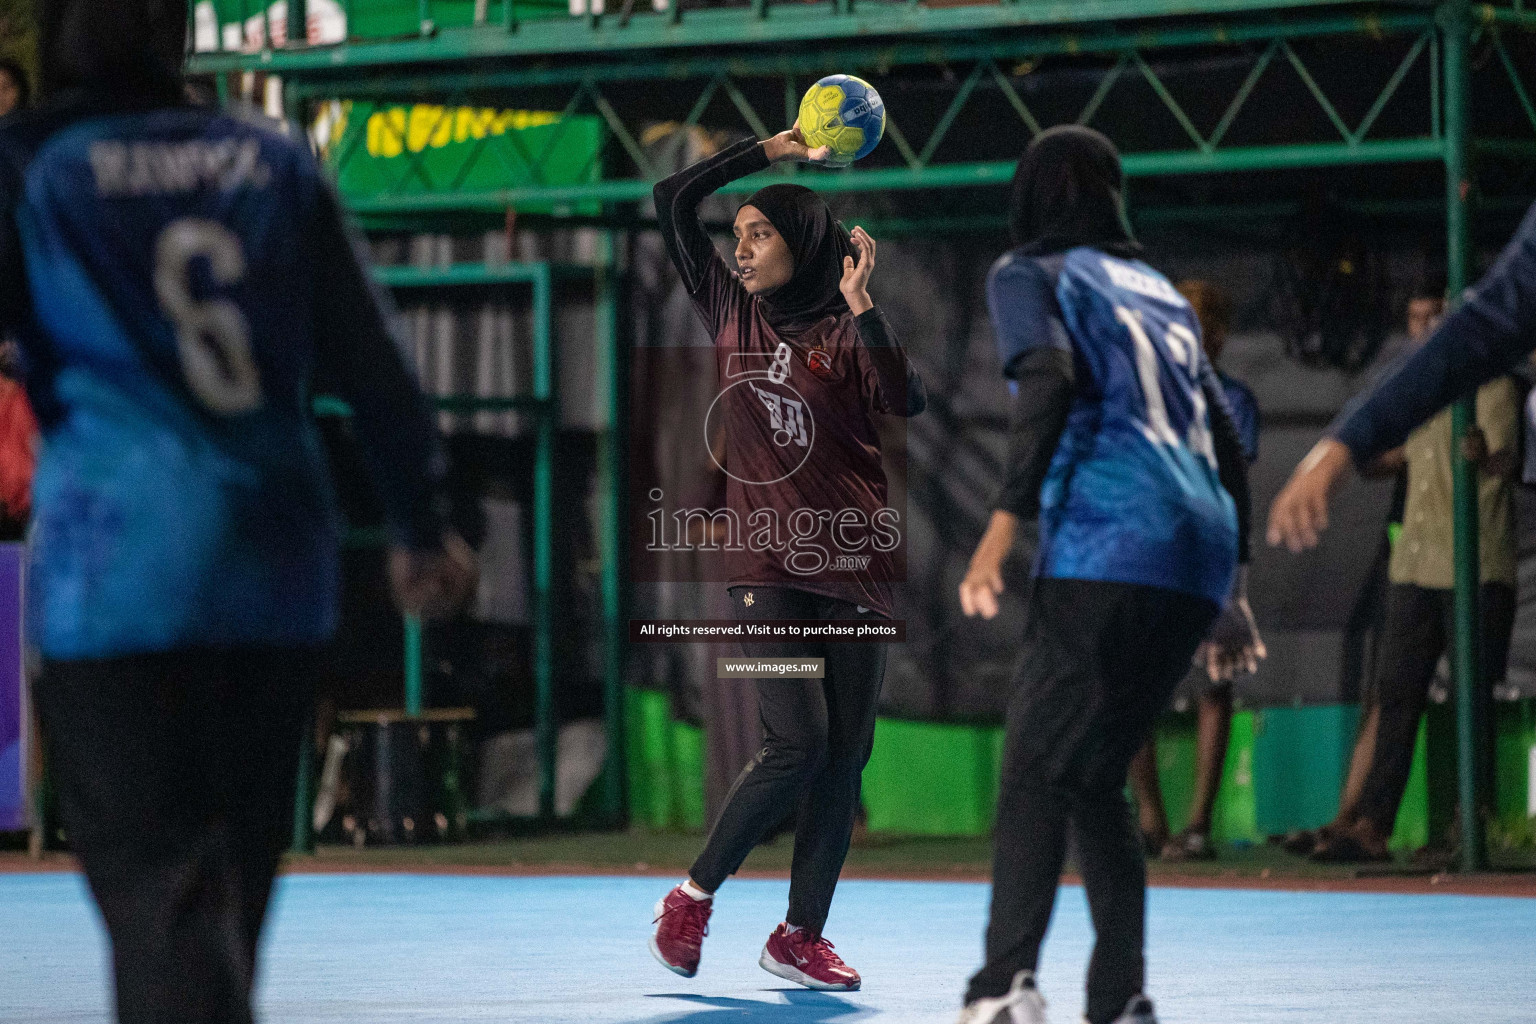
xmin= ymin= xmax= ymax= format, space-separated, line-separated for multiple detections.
xmin=957 ymin=971 xmax=1048 ymax=1024
xmin=1082 ymin=994 xmax=1157 ymax=1024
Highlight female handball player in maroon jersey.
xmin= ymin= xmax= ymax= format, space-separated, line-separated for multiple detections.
xmin=647 ymin=124 xmax=925 ymax=990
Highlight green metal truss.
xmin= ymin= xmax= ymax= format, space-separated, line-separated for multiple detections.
xmin=192 ymin=4 xmax=1536 ymax=220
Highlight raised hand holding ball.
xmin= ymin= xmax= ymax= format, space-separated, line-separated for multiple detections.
xmin=797 ymin=75 xmax=885 ymax=166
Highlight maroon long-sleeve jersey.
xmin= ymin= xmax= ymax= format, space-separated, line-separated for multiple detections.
xmin=654 ymin=138 xmax=925 ymax=618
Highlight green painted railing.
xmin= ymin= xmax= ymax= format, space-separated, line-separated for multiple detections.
xmin=296 ymin=259 xmax=624 ymax=845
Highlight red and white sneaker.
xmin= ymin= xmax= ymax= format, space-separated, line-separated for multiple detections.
xmin=650 ymin=885 xmax=713 ymax=977
xmin=758 ymin=923 xmax=861 ymax=991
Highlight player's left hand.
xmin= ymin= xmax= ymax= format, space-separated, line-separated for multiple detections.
xmin=841 ymin=226 xmax=875 ymax=316
xmin=1197 ymin=592 xmax=1266 ymax=682
xmin=389 ymin=532 xmax=478 ymax=620
xmin=959 ymin=511 xmax=1017 ymax=620
xmin=1266 ymin=437 xmax=1353 ymax=552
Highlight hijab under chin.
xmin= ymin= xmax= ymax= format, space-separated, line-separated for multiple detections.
xmin=742 ymin=183 xmax=857 ymax=336
xmin=1008 ymin=125 xmax=1141 ymax=260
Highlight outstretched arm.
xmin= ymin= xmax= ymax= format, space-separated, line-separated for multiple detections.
xmin=653 ymin=126 xmax=830 ymax=334
xmin=1333 ymin=202 xmax=1536 ymax=466
xmin=308 ymin=181 xmax=475 ymax=618
xmin=958 ymin=253 xmax=1075 ymax=620
xmin=653 ymin=136 xmax=769 ymax=300
xmin=1269 ymin=201 xmax=1536 ymax=552
xmin=958 ymin=346 xmax=1075 ymax=620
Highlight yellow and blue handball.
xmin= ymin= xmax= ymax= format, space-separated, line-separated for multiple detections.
xmin=798 ymin=75 xmax=885 ymax=166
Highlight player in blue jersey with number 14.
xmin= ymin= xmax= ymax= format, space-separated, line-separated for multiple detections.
xmin=0 ymin=4 xmax=474 ymax=1023
xmin=954 ymin=127 xmax=1260 ymax=1024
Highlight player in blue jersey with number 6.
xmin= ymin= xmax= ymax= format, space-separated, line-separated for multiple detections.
xmin=954 ymin=127 xmax=1260 ymax=1024
xmin=0 ymin=4 xmax=474 ymax=1023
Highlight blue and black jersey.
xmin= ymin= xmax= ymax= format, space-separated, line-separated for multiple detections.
xmin=0 ymin=95 xmax=444 ymax=660
xmin=988 ymin=245 xmax=1241 ymax=607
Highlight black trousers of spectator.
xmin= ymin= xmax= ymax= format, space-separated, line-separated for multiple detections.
xmin=1354 ymin=582 xmax=1515 ymax=835
xmin=967 ymin=578 xmax=1216 ymax=1024
xmin=33 ymin=646 xmax=316 ymax=1024
xmin=690 ymin=585 xmax=886 ymax=937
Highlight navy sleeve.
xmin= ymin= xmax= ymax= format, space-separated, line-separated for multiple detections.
xmin=1333 ymin=200 xmax=1536 ymax=465
xmin=308 ymin=178 xmax=447 ymax=552
xmin=1201 ymin=360 xmax=1252 ymax=565
xmin=994 ymin=347 xmax=1074 ymax=518
xmin=1219 ymin=374 xmax=1261 ymax=464
xmin=987 ymin=251 xmax=1071 ymax=380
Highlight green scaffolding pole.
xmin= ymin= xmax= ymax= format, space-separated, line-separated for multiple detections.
xmin=530 ymin=263 xmax=558 ymax=821
xmin=1442 ymin=0 xmax=1487 ymax=873
xmin=595 ymin=231 xmax=628 ymax=826
xmin=404 ymin=616 xmax=424 ymax=715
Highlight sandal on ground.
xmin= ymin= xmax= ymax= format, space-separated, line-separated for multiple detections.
xmin=1277 ymin=828 xmax=1319 ymax=856
xmin=1160 ymin=829 xmax=1216 ymax=862
xmin=1309 ymin=824 xmax=1390 ymax=864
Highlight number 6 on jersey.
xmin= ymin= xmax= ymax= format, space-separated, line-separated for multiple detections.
xmin=153 ymin=218 xmax=263 ymax=415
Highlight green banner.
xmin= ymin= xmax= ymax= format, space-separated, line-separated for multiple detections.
xmin=324 ymin=101 xmax=605 ymax=215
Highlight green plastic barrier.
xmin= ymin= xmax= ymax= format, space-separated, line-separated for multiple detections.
xmin=627 ymin=691 xmax=1536 ymax=846
xmin=625 ymin=688 xmax=704 ymax=831
xmin=1494 ymin=700 xmax=1535 ymax=842
xmin=1253 ymin=705 xmax=1358 ymax=837
xmin=860 ymin=718 xmax=1004 ymax=836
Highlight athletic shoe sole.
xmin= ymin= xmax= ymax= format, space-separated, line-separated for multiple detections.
xmin=649 ymin=897 xmax=699 ymax=978
xmin=757 ymin=945 xmax=861 ymax=991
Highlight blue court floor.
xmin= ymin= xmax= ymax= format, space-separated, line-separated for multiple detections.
xmin=3 ymin=871 xmax=1535 ymax=1024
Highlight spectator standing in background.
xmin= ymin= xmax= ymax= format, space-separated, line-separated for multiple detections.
xmin=1281 ymin=285 xmax=1520 ymax=863
xmin=1281 ymin=284 xmax=1433 ymax=857
xmin=1128 ymin=280 xmax=1265 ymax=862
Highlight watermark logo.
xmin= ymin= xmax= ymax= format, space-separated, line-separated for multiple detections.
xmin=704 ymin=343 xmax=817 ymax=486
xmin=629 ymin=343 xmax=906 ymax=586
xmin=643 ymin=488 xmax=900 ymax=578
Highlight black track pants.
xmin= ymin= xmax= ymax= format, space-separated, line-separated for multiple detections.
xmin=967 ymin=578 xmax=1217 ymax=1024
xmin=34 ymin=646 xmax=316 ymax=1024
xmin=690 ymin=585 xmax=887 ymax=936
xmin=1353 ymin=582 xmax=1515 ymax=834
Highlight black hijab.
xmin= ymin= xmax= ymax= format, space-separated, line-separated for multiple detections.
xmin=1008 ymin=125 xmax=1140 ymax=259
xmin=742 ymin=183 xmax=857 ymax=335
xmin=37 ymin=0 xmax=187 ymax=102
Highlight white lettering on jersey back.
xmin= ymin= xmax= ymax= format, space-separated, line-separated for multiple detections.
xmin=1100 ymin=258 xmax=1185 ymax=307
xmin=89 ymin=140 xmax=272 ymax=198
